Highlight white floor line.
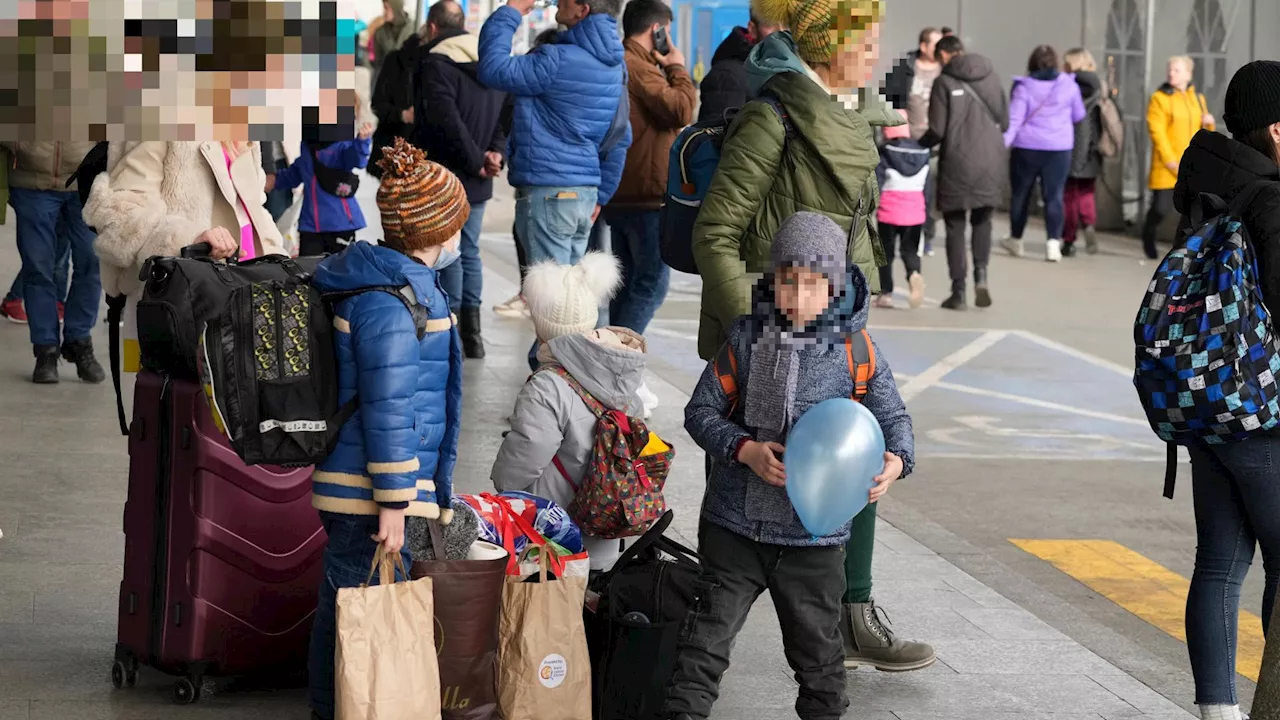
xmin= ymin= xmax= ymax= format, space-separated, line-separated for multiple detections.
xmin=1013 ymin=329 xmax=1133 ymax=378
xmin=928 ymin=379 xmax=1149 ymax=427
xmin=866 ymin=324 xmax=992 ymax=333
xmin=898 ymin=330 xmax=1008 ymax=402
xmin=920 ymin=452 xmax=1164 ymax=462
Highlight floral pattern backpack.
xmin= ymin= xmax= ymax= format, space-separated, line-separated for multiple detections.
xmin=539 ymin=365 xmax=674 ymax=539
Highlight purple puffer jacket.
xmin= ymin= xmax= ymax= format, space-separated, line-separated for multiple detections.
xmin=1003 ymin=71 xmax=1086 ymax=152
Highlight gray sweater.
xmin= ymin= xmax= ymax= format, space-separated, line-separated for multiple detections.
xmin=684 ymin=267 xmax=915 ymax=546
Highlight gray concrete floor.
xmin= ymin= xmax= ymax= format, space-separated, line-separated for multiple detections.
xmin=0 ymin=172 xmax=1231 ymax=719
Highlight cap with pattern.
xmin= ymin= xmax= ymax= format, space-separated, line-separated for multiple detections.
xmin=752 ymin=0 xmax=883 ymax=65
xmin=375 ymin=136 xmax=470 ymax=251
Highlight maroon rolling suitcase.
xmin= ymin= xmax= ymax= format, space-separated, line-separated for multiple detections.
xmin=112 ymin=370 xmax=327 ymax=704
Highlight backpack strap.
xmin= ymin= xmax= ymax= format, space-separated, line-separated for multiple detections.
xmin=1163 ymin=443 xmax=1178 ymax=499
xmin=537 ymin=364 xmax=608 ymax=418
xmin=847 ymin=329 xmax=876 ymax=401
xmin=713 ymin=341 xmax=740 ymax=414
xmin=106 ymin=293 xmax=130 ymax=436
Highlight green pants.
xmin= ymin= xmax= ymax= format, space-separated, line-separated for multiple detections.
xmin=843 ymin=502 xmax=876 ymax=604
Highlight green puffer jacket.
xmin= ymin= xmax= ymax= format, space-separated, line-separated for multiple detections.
xmin=691 ymin=31 xmax=903 ymax=360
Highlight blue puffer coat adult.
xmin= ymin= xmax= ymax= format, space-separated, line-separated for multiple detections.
xmin=310 ymin=241 xmax=464 ymax=524
xmin=274 ymin=137 xmax=372 ymax=234
xmin=477 ymin=6 xmax=631 ymax=206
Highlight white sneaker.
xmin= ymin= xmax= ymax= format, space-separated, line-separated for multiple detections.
xmin=493 ymin=294 xmax=530 ymax=318
xmin=635 ymin=381 xmax=659 ymax=419
xmin=1001 ymin=236 xmax=1024 ymax=258
xmin=1045 ymin=239 xmax=1063 ymax=263
xmin=908 ymin=274 xmax=925 ymax=309
xmin=873 ymin=295 xmax=895 ymax=310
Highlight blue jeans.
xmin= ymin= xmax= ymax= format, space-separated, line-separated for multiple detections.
xmin=7 ymin=226 xmax=70 ymax=303
xmin=1186 ymin=437 xmax=1280 ymax=705
xmin=517 ymin=186 xmax=597 ymax=370
xmin=9 ymin=188 xmax=100 ymax=347
xmin=307 ymin=512 xmax=412 ymax=720
xmin=1009 ymin=148 xmax=1072 ymax=240
xmin=604 ymin=208 xmax=669 ymax=335
xmin=438 ymin=202 xmax=486 ymax=312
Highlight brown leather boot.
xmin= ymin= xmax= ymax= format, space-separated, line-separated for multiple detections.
xmin=840 ymin=599 xmax=936 ymax=672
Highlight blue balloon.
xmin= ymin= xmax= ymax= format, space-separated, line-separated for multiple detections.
xmin=784 ymin=398 xmax=886 ymax=537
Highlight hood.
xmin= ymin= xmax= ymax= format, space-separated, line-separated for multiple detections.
xmin=543 ymin=328 xmax=647 ymax=410
xmin=561 ymin=13 xmax=625 ymax=67
xmin=751 ymin=264 xmax=870 ymax=338
xmin=711 ymin=26 xmax=754 ymax=66
xmin=1074 ymin=70 xmax=1101 ymax=102
xmin=1011 ymin=71 xmax=1075 ymax=104
xmin=312 ymin=242 xmax=439 ymax=312
xmin=429 ymin=32 xmax=479 ymax=63
xmin=943 ymin=53 xmax=994 ymax=83
xmin=744 ymin=31 xmax=808 ymax=96
xmin=1175 ymin=130 xmax=1280 ymax=215
xmin=881 ymin=140 xmax=930 ymax=176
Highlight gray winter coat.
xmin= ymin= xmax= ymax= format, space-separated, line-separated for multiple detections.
xmin=1069 ymin=71 xmax=1103 ymax=179
xmin=491 ymin=328 xmax=646 ymax=570
xmin=685 ymin=266 xmax=916 ymax=547
xmin=923 ymin=53 xmax=1009 ymax=213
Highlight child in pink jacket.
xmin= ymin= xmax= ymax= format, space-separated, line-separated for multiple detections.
xmin=875 ymin=109 xmax=932 ymax=310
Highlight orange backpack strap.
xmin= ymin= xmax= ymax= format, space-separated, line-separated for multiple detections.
xmin=846 ymin=329 xmax=876 ymax=401
xmin=713 ymin=342 xmax=740 ymax=413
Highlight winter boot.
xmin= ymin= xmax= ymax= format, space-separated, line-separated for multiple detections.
xmin=61 ymin=339 xmax=106 ymax=384
xmin=32 ymin=345 xmax=60 ymax=384
xmin=840 ymin=600 xmax=937 ymax=672
xmin=1061 ymin=241 xmax=1077 ymax=257
xmin=940 ymin=280 xmax=966 ymax=311
xmin=1084 ymin=226 xmax=1099 ymax=255
xmin=974 ymin=267 xmax=991 ymax=309
xmin=459 ymin=307 xmax=486 ymax=360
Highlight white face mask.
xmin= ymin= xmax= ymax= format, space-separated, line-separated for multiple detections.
xmin=432 ymin=244 xmax=460 ymax=270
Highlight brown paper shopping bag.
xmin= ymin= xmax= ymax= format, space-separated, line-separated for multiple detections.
xmin=498 ymin=549 xmax=592 ymax=720
xmin=336 ymin=550 xmax=441 ymax=720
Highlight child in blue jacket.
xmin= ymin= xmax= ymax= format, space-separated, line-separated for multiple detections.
xmin=273 ymin=122 xmax=374 ymax=256
xmin=305 ymin=137 xmax=469 ymax=720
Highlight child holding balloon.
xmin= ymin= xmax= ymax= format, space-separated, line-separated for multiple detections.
xmin=666 ymin=212 xmax=923 ymax=720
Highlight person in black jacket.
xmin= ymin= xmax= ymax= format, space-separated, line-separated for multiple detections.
xmin=1173 ymin=61 xmax=1280 ymax=720
xmin=370 ymin=31 xmax=422 ymax=179
xmin=695 ymin=13 xmax=778 ymax=124
xmin=414 ymin=0 xmax=507 ymax=359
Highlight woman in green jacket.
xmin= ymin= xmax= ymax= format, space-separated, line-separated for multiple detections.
xmin=690 ymin=0 xmax=937 ymax=674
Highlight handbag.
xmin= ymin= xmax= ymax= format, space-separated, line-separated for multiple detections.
xmin=411 ymin=522 xmax=507 ymax=720
xmin=307 ymin=143 xmax=361 ymax=198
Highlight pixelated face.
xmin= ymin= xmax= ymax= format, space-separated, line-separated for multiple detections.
xmin=556 ymin=0 xmax=590 ymax=29
xmin=775 ymin=266 xmax=833 ymax=329
xmin=1167 ymin=58 xmax=1192 ymax=89
xmin=829 ymin=21 xmax=880 ymax=89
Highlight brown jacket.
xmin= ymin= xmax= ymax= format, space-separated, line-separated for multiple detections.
xmin=609 ymin=39 xmax=696 ymax=209
xmin=5 ymin=142 xmax=99 ymax=191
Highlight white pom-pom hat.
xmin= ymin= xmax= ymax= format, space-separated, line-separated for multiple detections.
xmin=521 ymin=252 xmax=623 ymax=342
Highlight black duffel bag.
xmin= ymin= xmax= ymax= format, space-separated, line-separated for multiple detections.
xmin=136 ymin=244 xmax=323 ymax=381
xmin=584 ymin=511 xmax=702 ymax=720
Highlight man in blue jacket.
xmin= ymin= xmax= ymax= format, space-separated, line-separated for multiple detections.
xmin=478 ymin=0 xmax=630 ymax=271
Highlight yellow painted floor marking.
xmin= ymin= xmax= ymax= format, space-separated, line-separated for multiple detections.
xmin=1011 ymin=539 xmax=1265 ymax=681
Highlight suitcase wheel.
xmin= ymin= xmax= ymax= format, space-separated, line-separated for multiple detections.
xmin=172 ymin=676 xmax=204 ymax=705
xmin=110 ymin=658 xmax=139 ymax=690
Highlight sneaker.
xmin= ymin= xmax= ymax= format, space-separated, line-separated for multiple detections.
xmin=1001 ymin=237 xmax=1025 ymax=258
xmin=907 ymin=274 xmax=925 ymax=309
xmin=873 ymin=295 xmax=895 ymax=310
xmin=0 ymin=298 xmax=27 ymax=324
xmin=635 ymin=381 xmax=659 ymax=420
xmin=1046 ymin=239 xmax=1063 ymax=262
xmin=923 ymin=240 xmax=935 ymax=257
xmin=1061 ymin=242 xmax=1077 ymax=258
xmin=493 ymin=294 xmax=530 ymax=318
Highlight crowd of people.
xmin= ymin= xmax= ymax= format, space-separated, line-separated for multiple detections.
xmin=1 ymin=1 xmax=1279 ymax=719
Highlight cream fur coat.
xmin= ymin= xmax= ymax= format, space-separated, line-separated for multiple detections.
xmin=83 ymin=141 xmax=286 ymax=298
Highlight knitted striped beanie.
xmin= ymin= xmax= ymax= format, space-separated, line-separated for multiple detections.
xmin=752 ymin=0 xmax=883 ymax=65
xmin=375 ymin=137 xmax=470 ymax=251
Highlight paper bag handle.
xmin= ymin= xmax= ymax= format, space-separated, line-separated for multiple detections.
xmin=363 ymin=546 xmax=409 ymax=587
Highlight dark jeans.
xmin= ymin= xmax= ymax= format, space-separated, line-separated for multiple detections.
xmin=604 ymin=208 xmax=669 ymax=335
xmin=7 ymin=227 xmax=70 ymax=303
xmin=513 ymin=222 xmax=528 ymax=281
xmin=299 ymin=231 xmax=356 ymax=257
xmin=876 ymin=222 xmax=923 ymax=295
xmin=10 ymin=188 xmax=100 ymax=347
xmin=1186 ymin=438 xmax=1280 ymax=705
xmin=307 ymin=512 xmax=412 ymax=720
xmin=1142 ymin=189 xmax=1176 ymax=259
xmin=1010 ymin=148 xmax=1073 ymax=240
xmin=526 ymin=216 xmax=609 ymax=371
xmin=943 ymin=207 xmax=994 ymax=286
xmin=665 ymin=521 xmax=848 ymax=720
xmin=438 ymin=202 xmax=487 ymax=312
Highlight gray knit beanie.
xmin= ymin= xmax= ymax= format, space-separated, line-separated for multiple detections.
xmin=771 ymin=212 xmax=848 ymax=278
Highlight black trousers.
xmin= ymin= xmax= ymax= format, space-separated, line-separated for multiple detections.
xmin=299 ymin=231 xmax=356 ymax=257
xmin=1142 ymin=189 xmax=1175 ymax=259
xmin=877 ymin=222 xmax=923 ymax=295
xmin=665 ymin=521 xmax=848 ymax=720
xmin=943 ymin=207 xmax=994 ymax=287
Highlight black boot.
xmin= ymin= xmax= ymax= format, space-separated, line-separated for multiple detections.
xmin=941 ymin=280 xmax=967 ymax=311
xmin=61 ymin=339 xmax=106 ymax=383
xmin=974 ymin=267 xmax=991 ymax=308
xmin=32 ymin=345 xmax=59 ymax=384
xmin=459 ymin=307 xmax=486 ymax=360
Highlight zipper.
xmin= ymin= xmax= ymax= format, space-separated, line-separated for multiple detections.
xmin=341 ymin=197 xmax=352 ymax=221
xmin=274 ymin=285 xmax=284 ymax=376
xmin=652 ymin=561 xmax=666 ymax=620
xmin=149 ymin=375 xmax=173 ymax=665
xmin=311 ymin=179 xmax=321 ymax=231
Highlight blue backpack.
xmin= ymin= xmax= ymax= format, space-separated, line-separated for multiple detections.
xmin=1134 ymin=183 xmax=1280 ymax=498
xmin=658 ymin=97 xmax=792 ymax=275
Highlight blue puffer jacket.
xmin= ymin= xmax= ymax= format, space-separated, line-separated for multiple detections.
xmin=478 ymin=6 xmax=631 ymax=206
xmin=274 ymin=137 xmax=372 ymax=234
xmin=311 ymin=242 xmax=463 ymax=523
xmin=684 ymin=265 xmax=916 ymax=546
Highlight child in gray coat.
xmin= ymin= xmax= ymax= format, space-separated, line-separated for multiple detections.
xmin=665 ymin=212 xmax=918 ymax=720
xmin=490 ymin=251 xmax=645 ymax=571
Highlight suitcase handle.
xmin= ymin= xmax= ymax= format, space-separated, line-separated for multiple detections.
xmin=179 ymin=244 xmax=305 ymax=276
xmin=180 ymin=242 xmax=213 ymax=259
